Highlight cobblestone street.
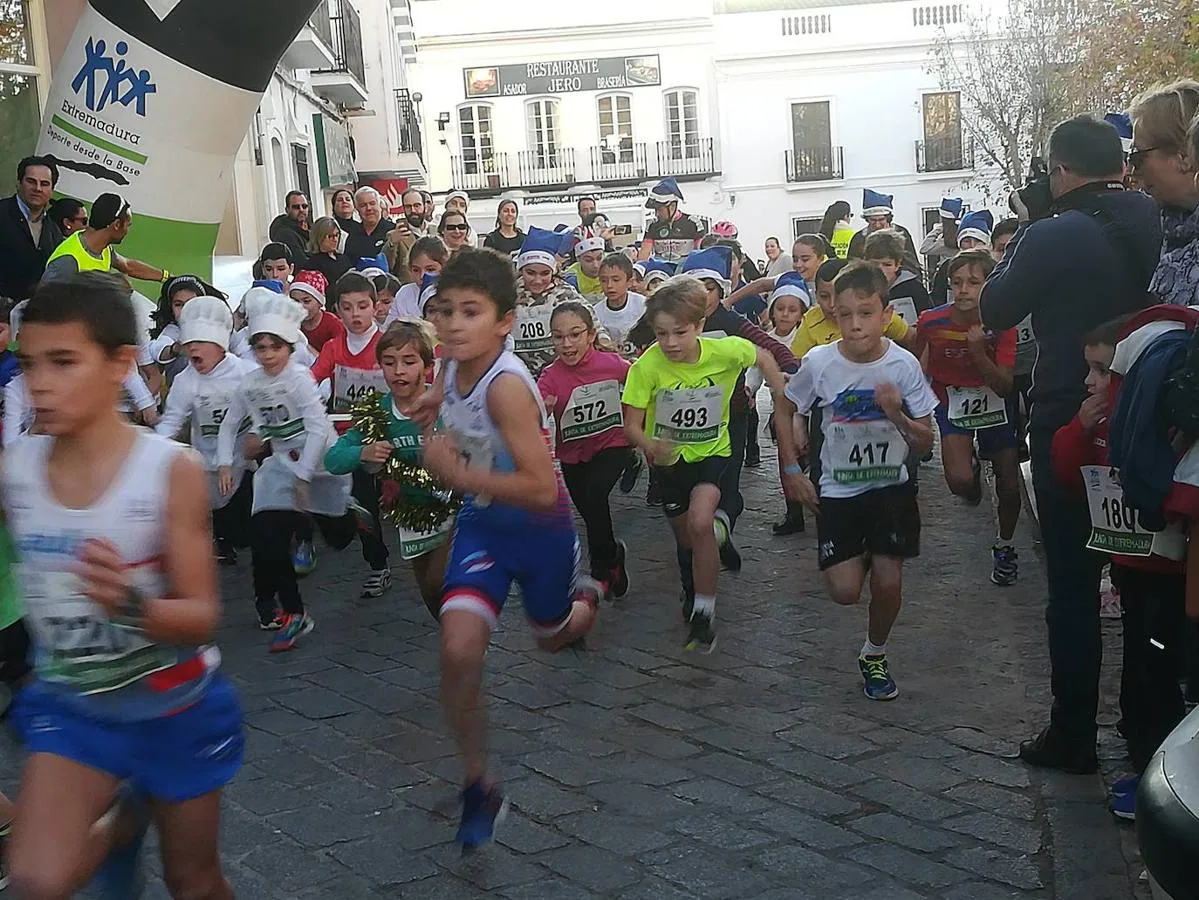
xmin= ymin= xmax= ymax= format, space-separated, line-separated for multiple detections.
xmin=2 ymin=450 xmax=1147 ymax=898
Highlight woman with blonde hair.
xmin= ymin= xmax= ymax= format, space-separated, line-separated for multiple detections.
xmin=1129 ymin=80 xmax=1199 ymax=305
xmin=300 ymin=215 xmax=354 ymax=294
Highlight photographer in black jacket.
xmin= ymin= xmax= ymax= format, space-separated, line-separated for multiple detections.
xmin=981 ymin=115 xmax=1162 ymax=774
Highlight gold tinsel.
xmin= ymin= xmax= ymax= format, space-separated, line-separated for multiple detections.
xmin=349 ymin=393 xmax=461 ymax=534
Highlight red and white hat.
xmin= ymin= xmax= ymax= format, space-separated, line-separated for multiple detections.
xmin=289 ymin=269 xmax=328 ymax=305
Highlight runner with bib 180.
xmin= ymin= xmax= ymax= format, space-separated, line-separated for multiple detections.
xmin=912 ymin=249 xmax=1022 ymax=587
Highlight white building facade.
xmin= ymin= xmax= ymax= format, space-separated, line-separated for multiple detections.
xmin=410 ymin=0 xmax=1003 ymax=259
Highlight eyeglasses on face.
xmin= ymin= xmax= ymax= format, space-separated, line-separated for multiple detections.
xmin=1128 ymin=146 xmax=1160 ymax=169
xmin=290 ymin=202 xmax=310 ymax=210
xmin=444 ymin=223 xmax=468 ymax=232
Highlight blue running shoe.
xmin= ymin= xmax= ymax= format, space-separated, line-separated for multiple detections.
xmin=1110 ymin=780 xmax=1137 ymax=821
xmin=292 ymin=540 xmax=317 ymax=577
xmin=1112 ymin=774 xmax=1139 ymax=798
xmin=859 ymin=654 xmax=899 ymax=701
xmin=456 ymin=781 xmax=508 ymax=851
xmin=270 ymin=613 xmax=315 ymax=653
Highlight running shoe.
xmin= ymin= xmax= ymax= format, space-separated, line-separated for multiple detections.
xmin=685 ymin=610 xmax=717 ymax=654
xmin=214 ymin=539 xmax=238 ymax=567
xmin=772 ymin=502 xmax=806 ymax=536
xmin=258 ymin=610 xmax=286 ymax=631
xmin=0 ymin=817 xmax=8 ymax=891
xmin=456 ymin=780 xmax=508 ymax=850
xmin=991 ymin=545 xmax=1019 ymax=586
xmin=292 ymin=540 xmax=317 ymax=577
xmin=714 ymin=510 xmax=742 ymax=572
xmin=270 ymin=613 xmax=315 ymax=653
xmin=1111 ymin=778 xmax=1138 ymax=821
xmin=859 ymin=654 xmax=899 ymax=701
xmin=619 ymin=455 xmax=643 ymax=494
xmin=361 ymin=568 xmax=392 ymax=598
xmin=610 ymin=540 xmax=630 ymax=600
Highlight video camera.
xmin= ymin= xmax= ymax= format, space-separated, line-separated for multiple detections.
xmin=1012 ymin=156 xmax=1053 ymax=221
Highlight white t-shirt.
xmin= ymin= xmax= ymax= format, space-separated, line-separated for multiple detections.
xmin=592 ymin=292 xmax=646 ymax=355
xmin=785 ymin=340 xmax=939 ymax=499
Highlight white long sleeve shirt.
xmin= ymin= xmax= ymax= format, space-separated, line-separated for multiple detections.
xmin=155 ymin=353 xmax=257 ymax=469
xmin=217 ymin=360 xmax=332 ymax=481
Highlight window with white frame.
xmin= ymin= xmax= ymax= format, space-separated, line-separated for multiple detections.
xmin=789 ymin=101 xmax=835 ymax=180
xmin=0 ymin=1 xmax=43 ymax=186
xmin=920 ymin=91 xmax=966 ymax=172
xmin=663 ymin=89 xmax=699 ymax=160
xmin=597 ymin=94 xmax=633 ymax=164
xmin=526 ymin=98 xmax=561 ymax=168
xmin=457 ymin=104 xmax=494 ymax=176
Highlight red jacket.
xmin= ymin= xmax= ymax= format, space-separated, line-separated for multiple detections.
xmin=1052 ymin=414 xmax=1183 ymax=573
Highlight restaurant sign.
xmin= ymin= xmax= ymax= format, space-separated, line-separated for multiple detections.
xmin=464 ymin=55 xmax=661 ymax=98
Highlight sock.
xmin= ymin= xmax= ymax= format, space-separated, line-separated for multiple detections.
xmin=861 ymin=638 xmax=886 ymax=658
xmin=693 ymin=594 xmax=716 ymax=617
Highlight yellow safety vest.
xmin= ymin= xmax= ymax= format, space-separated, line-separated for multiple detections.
xmin=831 ymin=223 xmax=854 ymax=260
xmin=46 ymin=232 xmax=112 ymax=273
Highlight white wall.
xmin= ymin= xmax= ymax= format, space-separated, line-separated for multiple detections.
xmin=351 ymin=0 xmax=402 ymax=175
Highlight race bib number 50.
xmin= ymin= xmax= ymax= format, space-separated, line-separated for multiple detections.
xmin=654 ymin=386 xmax=722 ymax=444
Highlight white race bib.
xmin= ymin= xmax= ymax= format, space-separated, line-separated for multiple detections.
xmin=333 ymin=365 xmax=387 ymax=412
xmin=890 ymin=298 xmax=918 ymax=327
xmin=515 ymin=304 xmax=554 ymax=354
xmin=1082 ymin=465 xmax=1186 ymax=559
xmin=398 ymin=519 xmax=453 ymax=561
xmin=654 ymin=386 xmax=723 ymax=445
xmin=22 ymin=568 xmax=173 ymax=694
xmin=561 ymin=380 xmax=623 ymax=442
xmin=947 ymin=385 xmax=1008 ymax=430
xmin=248 ymin=383 xmax=303 ymax=442
xmin=827 ymin=419 xmax=906 ymax=486
xmin=1016 ymin=315 xmax=1035 ymax=348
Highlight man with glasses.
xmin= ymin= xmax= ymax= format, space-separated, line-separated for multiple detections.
xmin=0 ymin=155 xmax=64 ymax=301
xmin=980 ymin=114 xmax=1162 ymax=776
xmin=269 ymin=191 xmax=312 ymax=268
xmin=42 ymin=193 xmax=169 ymax=285
xmin=384 ymin=188 xmax=430 ymax=282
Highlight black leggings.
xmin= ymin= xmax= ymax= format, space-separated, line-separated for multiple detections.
xmin=351 ymin=468 xmax=389 ymax=570
xmin=561 ymin=447 xmax=632 ymax=580
xmin=251 ymin=509 xmax=358 ymax=617
xmin=212 ymin=471 xmax=253 ymax=549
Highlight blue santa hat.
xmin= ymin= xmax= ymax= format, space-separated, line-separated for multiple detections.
xmin=862 ymin=189 xmax=894 ymax=218
xmin=418 ymin=273 xmax=439 ymax=312
xmin=646 ymin=177 xmax=684 ymax=208
xmin=642 ymin=258 xmax=676 ymax=286
xmin=517 ymin=227 xmax=562 ymax=271
xmin=632 ymin=262 xmax=647 ymax=279
xmin=957 ymin=210 xmax=994 ymax=248
xmin=681 ymin=246 xmax=732 ymax=296
xmin=1105 ymin=112 xmax=1134 ymax=152
xmin=355 ymin=256 xmax=388 ymax=277
xmin=768 ymin=271 xmax=812 ymax=308
xmin=252 ymin=278 xmax=285 ymax=294
xmin=939 ymin=197 xmax=963 ymax=221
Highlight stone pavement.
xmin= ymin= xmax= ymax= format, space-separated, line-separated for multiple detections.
xmin=0 ymin=449 xmax=1150 ymax=899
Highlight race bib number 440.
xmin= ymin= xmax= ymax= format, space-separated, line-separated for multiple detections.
xmin=827 ymin=420 xmax=906 ymax=486
xmin=561 ymin=381 xmax=623 ymax=442
xmin=654 ymin=386 xmax=723 ymax=444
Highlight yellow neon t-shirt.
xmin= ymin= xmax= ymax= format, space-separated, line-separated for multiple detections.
xmin=792 ymin=306 xmax=910 ymax=360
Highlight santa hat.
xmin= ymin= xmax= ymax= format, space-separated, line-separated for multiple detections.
xmin=642 ymin=258 xmax=676 ymax=286
xmin=355 ymin=257 xmax=387 ymax=277
xmin=681 ymin=246 xmax=732 ymax=296
xmin=1105 ymin=112 xmax=1134 ymax=153
xmin=289 ymin=270 xmax=328 ymax=305
xmin=768 ymin=271 xmax=812 ymax=308
xmin=939 ymin=197 xmax=963 ymax=222
xmin=574 ymin=227 xmax=605 ymax=256
xmin=179 ymin=295 xmax=234 ymax=351
xmin=517 ymin=227 xmax=562 ymax=271
xmin=252 ymin=279 xmax=285 ymax=294
xmin=418 ymin=273 xmax=440 ymax=312
xmin=646 ymin=177 xmax=684 ymax=208
xmin=862 ymin=189 xmax=893 ymax=218
xmin=246 ymin=287 xmax=305 ymax=345
xmin=957 ymin=210 xmax=994 ymax=248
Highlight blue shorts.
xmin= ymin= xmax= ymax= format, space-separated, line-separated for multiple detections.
xmin=442 ymin=517 xmax=580 ymax=635
xmin=934 ymin=402 xmax=1019 ymax=459
xmin=12 ymin=675 xmax=244 ymax=803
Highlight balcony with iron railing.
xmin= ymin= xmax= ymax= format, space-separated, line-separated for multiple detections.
xmin=785 ymin=145 xmax=845 ymax=183
xmin=311 ymin=0 xmax=368 ymax=106
xmin=916 ymin=133 xmax=975 ymax=173
xmin=450 ymin=136 xmax=719 ymax=195
xmin=395 ymin=88 xmax=424 ymax=166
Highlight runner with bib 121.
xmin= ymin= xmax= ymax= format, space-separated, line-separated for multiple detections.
xmin=785 ymin=261 xmax=938 ymax=702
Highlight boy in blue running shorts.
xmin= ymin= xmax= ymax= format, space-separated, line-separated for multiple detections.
xmin=4 ymin=272 xmax=242 ymax=899
xmin=421 ymin=248 xmax=601 ymax=850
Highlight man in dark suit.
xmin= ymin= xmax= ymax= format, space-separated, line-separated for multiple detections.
xmin=0 ymin=156 xmax=63 ymax=300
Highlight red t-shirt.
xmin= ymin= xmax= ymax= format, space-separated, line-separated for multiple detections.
xmin=311 ymin=328 xmax=387 ymax=430
xmin=917 ymin=303 xmax=1016 ymax=402
xmin=302 ymin=310 xmax=346 ymax=353
xmin=537 ymin=348 xmax=631 ymax=465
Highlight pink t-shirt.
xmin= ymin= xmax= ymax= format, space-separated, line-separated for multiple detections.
xmin=538 ymin=348 xmax=632 ymax=465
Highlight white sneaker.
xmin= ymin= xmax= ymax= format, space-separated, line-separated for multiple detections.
xmin=361 ymin=568 xmax=392 ymax=598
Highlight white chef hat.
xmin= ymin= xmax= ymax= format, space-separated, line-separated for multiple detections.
xmin=179 ymin=295 xmax=234 ymax=351
xmin=245 ymin=287 xmax=305 ymax=345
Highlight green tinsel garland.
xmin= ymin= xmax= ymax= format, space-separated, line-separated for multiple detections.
xmin=348 ymin=393 xmax=461 ymax=534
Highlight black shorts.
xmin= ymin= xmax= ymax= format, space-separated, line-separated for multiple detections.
xmin=656 ymin=456 xmax=729 ymax=518
xmin=816 ymin=482 xmax=921 ymax=570
xmin=0 ymin=617 xmax=31 ymax=687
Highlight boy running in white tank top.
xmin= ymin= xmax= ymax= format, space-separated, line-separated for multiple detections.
xmin=4 ymin=271 xmax=242 ymax=899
